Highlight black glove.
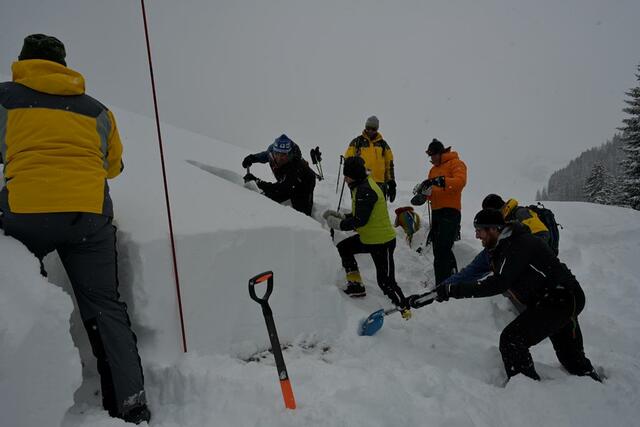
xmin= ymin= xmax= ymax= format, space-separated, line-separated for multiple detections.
xmin=411 ymin=194 xmax=427 ymax=206
xmin=436 ymin=283 xmax=451 ymax=302
xmin=407 ymin=293 xmax=435 ymax=309
xmin=386 ymin=180 xmax=397 ymax=202
xmin=242 ymin=154 xmax=256 ymax=169
xmin=431 ymin=176 xmax=445 ymax=188
xmin=243 ymin=172 xmax=259 ymax=183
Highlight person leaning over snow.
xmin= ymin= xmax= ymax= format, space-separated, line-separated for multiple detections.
xmin=0 ymin=34 xmax=150 ymax=424
xmin=344 ymin=115 xmax=397 ymax=202
xmin=437 ymin=193 xmax=553 ymax=313
xmin=413 ymin=138 xmax=467 ymax=285
xmin=482 ymin=194 xmax=551 ymax=246
xmin=243 ymin=134 xmax=316 ymax=216
xmin=322 ymin=156 xmax=411 ymax=319
xmin=242 ymin=136 xmax=303 ymax=179
xmin=435 ymin=209 xmax=601 ymax=383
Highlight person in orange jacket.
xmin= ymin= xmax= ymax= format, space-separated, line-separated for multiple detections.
xmin=412 ymin=138 xmax=467 ymax=284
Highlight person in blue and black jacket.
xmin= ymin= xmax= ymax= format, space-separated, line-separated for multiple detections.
xmin=434 ymin=209 xmax=601 ymax=383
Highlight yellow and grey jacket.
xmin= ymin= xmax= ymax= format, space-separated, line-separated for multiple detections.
xmin=344 ymin=132 xmax=394 ymax=184
xmin=0 ymin=59 xmax=123 ymax=216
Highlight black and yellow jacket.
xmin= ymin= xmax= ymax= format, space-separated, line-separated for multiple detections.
xmin=0 ymin=59 xmax=123 ymax=216
xmin=344 ymin=132 xmax=394 ymax=184
xmin=501 ymin=198 xmax=549 ymax=240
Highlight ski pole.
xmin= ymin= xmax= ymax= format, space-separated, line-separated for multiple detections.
xmin=248 ymin=271 xmax=296 ymax=410
xmin=336 ymin=155 xmax=344 ymax=193
xmin=331 ymin=177 xmax=347 ymax=241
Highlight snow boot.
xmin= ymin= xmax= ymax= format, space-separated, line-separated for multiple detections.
xmin=344 ymin=270 xmax=366 ymax=297
xmin=344 ymin=282 xmax=366 ymax=297
xmin=121 ymin=403 xmax=151 ymax=425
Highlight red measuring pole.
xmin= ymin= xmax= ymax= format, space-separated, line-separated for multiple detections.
xmin=140 ymin=0 xmax=188 ymax=353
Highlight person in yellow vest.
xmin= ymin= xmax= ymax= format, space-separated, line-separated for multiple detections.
xmin=344 ymin=116 xmax=396 ymax=202
xmin=322 ymin=157 xmax=410 ymax=319
xmin=482 ymin=194 xmax=550 ymax=245
xmin=0 ymin=34 xmax=149 ymax=424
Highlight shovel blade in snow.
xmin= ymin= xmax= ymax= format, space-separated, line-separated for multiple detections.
xmin=358 ymin=309 xmax=386 ymax=336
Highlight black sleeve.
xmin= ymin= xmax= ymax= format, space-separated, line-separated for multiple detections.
xmin=457 ymin=242 xmax=532 ymax=298
xmin=340 ymin=184 xmax=377 ymax=231
xmin=256 ymin=174 xmax=296 ymax=203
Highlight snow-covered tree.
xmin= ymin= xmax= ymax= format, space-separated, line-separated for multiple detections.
xmin=619 ymin=64 xmax=640 ymax=210
xmin=584 ymin=163 xmax=613 ymax=204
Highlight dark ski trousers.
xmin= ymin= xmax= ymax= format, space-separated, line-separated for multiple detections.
xmin=337 ymin=235 xmax=407 ymax=306
xmin=499 ymin=285 xmax=595 ymax=381
xmin=431 ymin=208 xmax=461 ymax=285
xmin=1 ymin=212 xmax=146 ymax=415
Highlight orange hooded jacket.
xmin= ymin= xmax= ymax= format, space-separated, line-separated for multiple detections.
xmin=427 ymin=150 xmax=467 ymax=211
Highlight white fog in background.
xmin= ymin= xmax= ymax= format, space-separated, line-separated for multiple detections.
xmin=2 ymin=0 xmax=639 ymax=199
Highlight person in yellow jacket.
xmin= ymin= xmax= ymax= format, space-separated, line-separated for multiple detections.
xmin=482 ymin=194 xmax=551 ymax=244
xmin=323 ymin=157 xmax=410 ymax=319
xmin=344 ymin=116 xmax=396 ymax=202
xmin=412 ymin=138 xmax=467 ymax=285
xmin=0 ymin=34 xmax=149 ymax=424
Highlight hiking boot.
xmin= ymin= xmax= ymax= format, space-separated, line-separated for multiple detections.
xmin=344 ymin=282 xmax=366 ymax=298
xmin=121 ymin=404 xmax=151 ymax=425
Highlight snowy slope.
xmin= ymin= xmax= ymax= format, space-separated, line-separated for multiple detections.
xmin=1 ymin=108 xmax=639 ymax=426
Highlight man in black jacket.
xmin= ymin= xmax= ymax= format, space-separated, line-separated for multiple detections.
xmin=243 ymin=134 xmax=316 ymax=216
xmin=435 ymin=209 xmax=600 ymax=382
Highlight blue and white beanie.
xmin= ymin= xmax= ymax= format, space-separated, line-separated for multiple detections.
xmin=272 ymin=134 xmax=293 ymax=153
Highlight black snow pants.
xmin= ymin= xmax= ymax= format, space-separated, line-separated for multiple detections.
xmin=337 ymin=235 xmax=408 ymax=307
xmin=499 ymin=284 xmax=596 ymax=381
xmin=431 ymin=208 xmax=461 ymax=285
xmin=1 ymin=212 xmax=146 ymax=415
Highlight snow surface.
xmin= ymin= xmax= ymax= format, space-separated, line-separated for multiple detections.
xmin=1 ymin=109 xmax=639 ymax=426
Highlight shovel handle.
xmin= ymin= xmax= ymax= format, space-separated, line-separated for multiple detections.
xmin=248 ymin=271 xmax=274 ymax=304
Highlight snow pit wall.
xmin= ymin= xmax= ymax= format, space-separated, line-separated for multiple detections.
xmin=85 ymin=225 xmax=347 ymax=363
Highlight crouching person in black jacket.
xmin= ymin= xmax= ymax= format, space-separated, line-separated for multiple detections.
xmin=436 ymin=208 xmax=601 ymax=383
xmin=243 ymin=134 xmax=316 ymax=216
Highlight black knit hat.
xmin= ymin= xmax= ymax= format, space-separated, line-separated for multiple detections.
xmin=426 ymin=138 xmax=445 ymax=156
xmin=482 ymin=194 xmax=505 ymax=210
xmin=19 ymin=34 xmax=66 ymax=66
xmin=473 ymin=208 xmax=505 ymax=229
xmin=343 ymin=156 xmax=367 ymax=180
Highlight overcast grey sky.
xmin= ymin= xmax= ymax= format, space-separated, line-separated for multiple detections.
xmin=2 ymin=0 xmax=639 ymax=199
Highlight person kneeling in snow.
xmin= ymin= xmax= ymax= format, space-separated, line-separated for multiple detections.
xmin=435 ymin=209 xmax=601 ymax=383
xmin=0 ymin=34 xmax=150 ymax=423
xmin=323 ymin=157 xmax=411 ymax=320
xmin=243 ymin=134 xmax=316 ymax=216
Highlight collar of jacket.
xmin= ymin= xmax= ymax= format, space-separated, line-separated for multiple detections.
xmin=347 ymin=176 xmax=368 ymax=190
xmin=502 ymin=198 xmax=519 ymax=218
xmin=360 ymin=131 xmax=383 ymax=144
xmin=12 ymin=59 xmax=85 ymax=96
xmin=439 ymin=150 xmax=460 ymax=164
xmin=496 ymin=221 xmax=529 ymax=245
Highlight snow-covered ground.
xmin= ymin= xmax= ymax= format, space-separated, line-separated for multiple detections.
xmin=1 ymin=109 xmax=639 ymax=426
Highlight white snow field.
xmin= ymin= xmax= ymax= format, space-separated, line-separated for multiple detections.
xmin=1 ymin=109 xmax=639 ymax=426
